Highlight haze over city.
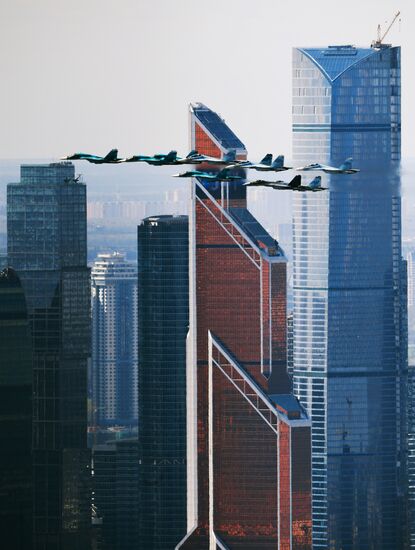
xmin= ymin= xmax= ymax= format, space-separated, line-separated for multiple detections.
xmin=1 ymin=0 xmax=414 ymax=159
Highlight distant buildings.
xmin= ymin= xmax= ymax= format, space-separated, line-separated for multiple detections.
xmin=292 ymin=45 xmax=405 ymax=548
xmin=7 ymin=162 xmax=91 ymax=549
xmin=0 ymin=267 xmax=33 ymax=549
xmin=178 ymin=103 xmax=311 ymax=549
xmin=87 ymin=188 xmax=188 ymax=222
xmin=137 ymin=215 xmax=189 ymax=549
xmin=91 ymin=252 xmax=138 ymax=427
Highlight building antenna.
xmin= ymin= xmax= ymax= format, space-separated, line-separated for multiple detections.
xmin=371 ymin=10 xmax=401 ymax=49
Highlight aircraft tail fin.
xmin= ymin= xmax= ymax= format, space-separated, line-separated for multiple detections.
xmin=104 ymin=149 xmax=118 ymax=161
xmin=272 ymin=155 xmax=284 ymax=168
xmin=165 ymin=150 xmax=178 ymax=162
xmin=289 ymin=174 xmax=302 ymax=188
xmin=223 ymin=149 xmax=236 ymax=162
xmin=339 ymin=157 xmax=353 ymax=170
xmin=260 ymin=153 xmax=273 ymax=166
xmin=309 ymin=176 xmax=322 ymax=189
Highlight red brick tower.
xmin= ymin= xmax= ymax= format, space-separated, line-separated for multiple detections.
xmin=177 ymin=103 xmax=311 ymax=550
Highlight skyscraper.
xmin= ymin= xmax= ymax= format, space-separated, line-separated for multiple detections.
xmin=292 ymin=45 xmax=404 ymax=548
xmin=178 ymin=103 xmax=311 ymax=549
xmin=137 ymin=215 xmax=189 ymax=549
xmin=92 ymin=438 xmax=139 ymax=550
xmin=7 ymin=163 xmax=91 ymax=549
xmin=91 ymin=252 xmax=138 ymax=427
xmin=0 ymin=267 xmax=33 ymax=549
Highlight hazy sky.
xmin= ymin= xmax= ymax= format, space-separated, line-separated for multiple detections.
xmin=1 ymin=0 xmax=413 ymax=159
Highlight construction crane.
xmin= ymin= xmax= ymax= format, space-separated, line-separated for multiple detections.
xmin=371 ymin=10 xmax=401 ymax=49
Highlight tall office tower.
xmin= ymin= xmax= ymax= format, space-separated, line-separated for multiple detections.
xmin=408 ymin=365 xmax=415 ymax=549
xmin=178 ymin=103 xmax=311 ymax=550
xmin=91 ymin=252 xmax=138 ymax=427
xmin=7 ymin=163 xmax=91 ymax=549
xmin=137 ymin=215 xmax=189 ymax=549
xmin=92 ymin=438 xmax=139 ymax=550
xmin=292 ymin=45 xmax=405 ymax=548
xmin=0 ymin=267 xmax=33 ymax=549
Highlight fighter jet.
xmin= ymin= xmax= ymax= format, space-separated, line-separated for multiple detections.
xmin=245 ymin=175 xmax=325 ymax=192
xmin=190 ymin=149 xmax=244 ymax=166
xmin=61 ymin=149 xmax=124 ymax=164
xmin=240 ymin=154 xmax=292 ymax=172
xmin=124 ymin=150 xmax=202 ymax=166
xmin=296 ymin=158 xmax=359 ymax=174
xmin=245 ymin=174 xmax=301 ymax=188
xmin=172 ymin=167 xmax=244 ymax=182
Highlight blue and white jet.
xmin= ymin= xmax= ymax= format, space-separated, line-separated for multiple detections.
xmin=296 ymin=158 xmax=359 ymax=174
xmin=239 ymin=154 xmax=292 ymax=172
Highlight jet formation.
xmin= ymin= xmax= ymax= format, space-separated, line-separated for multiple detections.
xmin=61 ymin=148 xmax=360 ymax=192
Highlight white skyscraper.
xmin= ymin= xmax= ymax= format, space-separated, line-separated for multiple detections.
xmin=91 ymin=252 xmax=138 ymax=426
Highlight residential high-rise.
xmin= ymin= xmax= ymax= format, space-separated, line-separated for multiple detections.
xmin=0 ymin=267 xmax=33 ymax=549
xmin=292 ymin=45 xmax=405 ymax=548
xmin=7 ymin=163 xmax=91 ymax=549
xmin=91 ymin=252 xmax=138 ymax=427
xmin=137 ymin=215 xmax=189 ymax=549
xmin=178 ymin=103 xmax=311 ymax=549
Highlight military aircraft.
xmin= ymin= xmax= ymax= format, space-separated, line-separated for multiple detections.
xmin=124 ymin=149 xmax=202 ymax=165
xmin=245 ymin=175 xmax=326 ymax=192
xmin=190 ymin=149 xmax=244 ymax=166
xmin=172 ymin=167 xmax=244 ymax=182
xmin=239 ymin=154 xmax=292 ymax=172
xmin=296 ymin=158 xmax=359 ymax=174
xmin=61 ymin=149 xmax=124 ymax=164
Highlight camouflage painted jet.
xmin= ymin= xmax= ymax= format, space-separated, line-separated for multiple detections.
xmin=245 ymin=175 xmax=326 ymax=191
xmin=296 ymin=158 xmax=359 ymax=174
xmin=190 ymin=149 xmax=244 ymax=166
xmin=173 ymin=167 xmax=244 ymax=182
xmin=124 ymin=149 xmax=201 ymax=165
xmin=238 ymin=154 xmax=292 ymax=172
xmin=61 ymin=149 xmax=124 ymax=164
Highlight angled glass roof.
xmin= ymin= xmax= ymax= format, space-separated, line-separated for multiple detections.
xmin=229 ymin=207 xmax=282 ymax=257
xmin=300 ymin=46 xmax=377 ymax=81
xmin=192 ymin=103 xmax=246 ymax=150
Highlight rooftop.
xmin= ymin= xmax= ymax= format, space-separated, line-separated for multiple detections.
xmin=299 ymin=45 xmax=378 ymax=81
xmin=190 ymin=102 xmax=246 ymax=151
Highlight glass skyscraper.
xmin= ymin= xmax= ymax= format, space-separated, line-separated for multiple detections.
xmin=137 ymin=215 xmax=189 ymax=549
xmin=7 ymin=163 xmax=91 ymax=549
xmin=91 ymin=252 xmax=138 ymax=427
xmin=291 ymin=45 xmax=405 ymax=548
xmin=0 ymin=267 xmax=33 ymax=549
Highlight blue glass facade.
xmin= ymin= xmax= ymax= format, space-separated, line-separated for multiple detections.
xmin=292 ymin=45 xmax=405 ymax=549
xmin=137 ymin=215 xmax=189 ymax=549
xmin=7 ymin=163 xmax=91 ymax=549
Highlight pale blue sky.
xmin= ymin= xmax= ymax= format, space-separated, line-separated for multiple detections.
xmin=0 ymin=0 xmax=412 ymax=159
